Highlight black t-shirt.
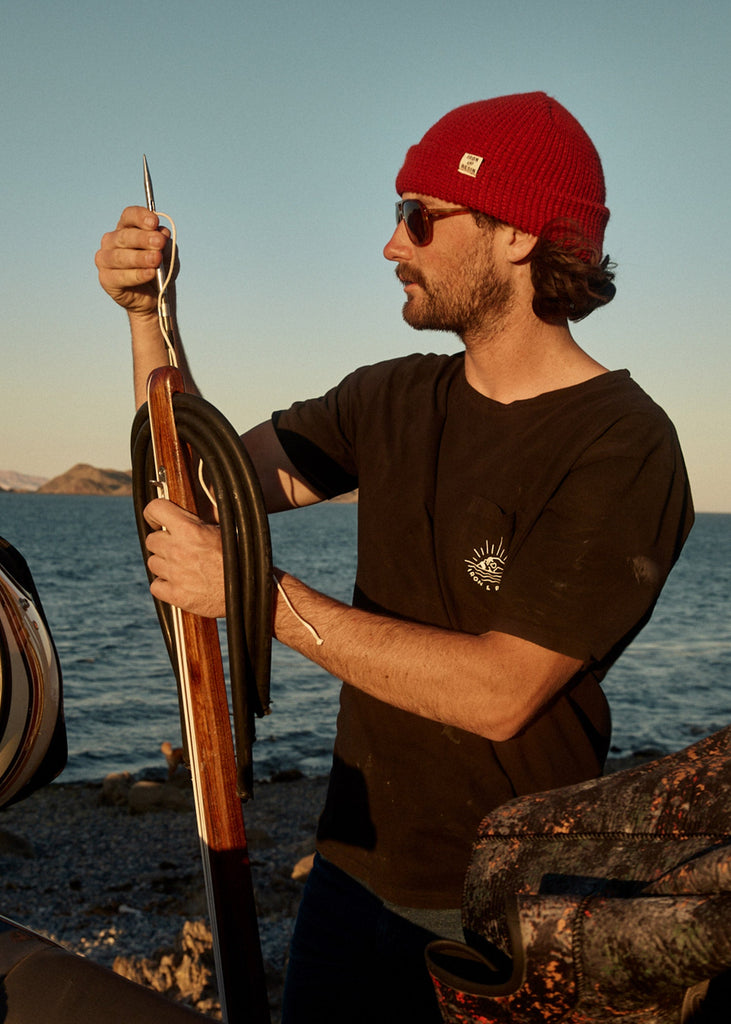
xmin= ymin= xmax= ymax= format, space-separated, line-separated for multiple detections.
xmin=273 ymin=353 xmax=694 ymax=906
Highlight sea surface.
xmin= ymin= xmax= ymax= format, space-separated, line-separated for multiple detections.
xmin=1 ymin=493 xmax=729 ymax=783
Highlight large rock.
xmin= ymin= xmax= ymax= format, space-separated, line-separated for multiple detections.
xmin=113 ymin=919 xmax=218 ymax=1015
xmin=100 ymin=772 xmax=135 ymax=806
xmin=128 ymin=780 xmax=193 ymax=814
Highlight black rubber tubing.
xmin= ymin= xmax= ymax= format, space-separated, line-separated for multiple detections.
xmin=130 ymin=392 xmax=273 ymax=800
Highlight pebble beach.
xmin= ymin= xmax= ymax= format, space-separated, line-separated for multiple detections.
xmin=0 ymin=765 xmax=329 ymax=1021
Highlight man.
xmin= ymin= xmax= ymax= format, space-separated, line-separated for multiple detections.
xmin=96 ymin=92 xmax=693 ymax=1022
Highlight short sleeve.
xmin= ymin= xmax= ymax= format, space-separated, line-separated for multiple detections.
xmin=272 ymin=373 xmax=361 ymax=498
xmin=489 ymin=411 xmax=693 ymax=663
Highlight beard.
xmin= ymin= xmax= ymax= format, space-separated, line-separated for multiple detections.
xmin=398 ymin=242 xmax=514 ymax=339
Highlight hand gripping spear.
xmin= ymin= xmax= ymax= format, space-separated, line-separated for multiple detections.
xmin=131 ymin=157 xmax=272 ymax=1023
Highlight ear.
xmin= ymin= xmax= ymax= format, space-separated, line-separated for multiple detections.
xmin=502 ymin=226 xmax=539 ymax=264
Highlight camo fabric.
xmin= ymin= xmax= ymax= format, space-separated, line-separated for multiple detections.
xmin=426 ymin=725 xmax=731 ymax=1022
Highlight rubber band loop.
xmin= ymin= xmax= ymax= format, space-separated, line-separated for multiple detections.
xmin=274 ymin=574 xmax=324 ymax=646
xmin=154 ymin=210 xmax=179 ymax=367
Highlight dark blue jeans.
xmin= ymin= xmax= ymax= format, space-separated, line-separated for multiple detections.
xmin=281 ymin=854 xmax=445 ymax=1023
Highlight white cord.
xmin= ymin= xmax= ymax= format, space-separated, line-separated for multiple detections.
xmin=274 ymin=574 xmax=324 ymax=645
xmin=197 ymin=460 xmax=218 ymax=510
xmin=154 ymin=211 xmax=179 ymax=368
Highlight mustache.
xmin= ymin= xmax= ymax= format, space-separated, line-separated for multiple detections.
xmin=395 ymin=265 xmax=427 ymax=289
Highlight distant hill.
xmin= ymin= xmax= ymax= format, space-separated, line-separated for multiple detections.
xmin=36 ymin=464 xmax=133 ymax=496
xmin=0 ymin=470 xmax=48 ymax=492
xmin=3 ymin=465 xmax=357 ymax=501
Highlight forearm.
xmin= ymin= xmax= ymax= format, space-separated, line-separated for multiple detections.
xmin=129 ymin=310 xmax=200 ymax=409
xmin=142 ymin=504 xmax=582 ymax=732
xmin=96 ymin=205 xmax=202 ymax=408
xmin=272 ymin=570 xmax=581 ymax=741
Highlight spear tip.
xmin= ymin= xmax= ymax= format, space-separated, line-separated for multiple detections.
xmin=143 ymin=154 xmax=156 ymax=212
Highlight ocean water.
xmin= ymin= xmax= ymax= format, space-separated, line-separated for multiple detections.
xmin=1 ymin=493 xmax=729 ymax=783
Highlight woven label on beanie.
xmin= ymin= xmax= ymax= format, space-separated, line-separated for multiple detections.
xmin=458 ymin=153 xmax=483 ymax=178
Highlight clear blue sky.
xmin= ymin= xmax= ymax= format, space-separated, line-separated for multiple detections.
xmin=2 ymin=0 xmax=729 ymax=510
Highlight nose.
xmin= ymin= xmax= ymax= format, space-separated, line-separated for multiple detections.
xmin=383 ymin=219 xmax=414 ymax=262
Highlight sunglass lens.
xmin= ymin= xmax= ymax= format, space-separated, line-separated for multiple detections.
xmin=405 ymin=201 xmax=428 ymax=245
xmin=397 ymin=200 xmax=429 ymax=245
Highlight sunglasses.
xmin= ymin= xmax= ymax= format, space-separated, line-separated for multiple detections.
xmin=395 ymin=198 xmax=473 ymax=246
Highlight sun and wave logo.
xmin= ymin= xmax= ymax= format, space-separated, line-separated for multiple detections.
xmin=465 ymin=538 xmax=507 ymax=591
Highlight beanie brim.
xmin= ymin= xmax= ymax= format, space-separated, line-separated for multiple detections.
xmin=395 ymin=93 xmax=609 ymax=253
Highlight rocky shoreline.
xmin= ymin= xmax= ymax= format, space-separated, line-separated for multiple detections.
xmin=0 ymin=751 xmax=660 ymax=1021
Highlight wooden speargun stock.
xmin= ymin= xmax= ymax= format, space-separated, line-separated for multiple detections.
xmin=135 ymin=157 xmax=272 ymax=1023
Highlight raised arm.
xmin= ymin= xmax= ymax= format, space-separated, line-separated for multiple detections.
xmin=95 ymin=205 xmax=199 ymax=408
xmin=96 ymin=206 xmax=324 ymax=517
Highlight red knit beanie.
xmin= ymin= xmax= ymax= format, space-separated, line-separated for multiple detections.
xmin=395 ymin=92 xmax=609 ymax=253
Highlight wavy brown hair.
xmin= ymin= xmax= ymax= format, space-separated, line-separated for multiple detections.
xmin=472 ymin=213 xmax=616 ymax=323
xmin=529 ymin=220 xmax=616 ymax=323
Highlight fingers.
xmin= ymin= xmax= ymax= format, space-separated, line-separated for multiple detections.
xmin=95 ymin=206 xmax=172 ymax=314
xmin=115 ymin=205 xmax=161 ymax=231
xmin=143 ymin=496 xmax=192 ymax=532
xmin=99 ymin=206 xmax=166 ymax=266
xmin=143 ymin=500 xmax=226 ymax=618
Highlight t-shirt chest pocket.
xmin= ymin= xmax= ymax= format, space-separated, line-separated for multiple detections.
xmin=434 ymin=494 xmax=516 ymax=633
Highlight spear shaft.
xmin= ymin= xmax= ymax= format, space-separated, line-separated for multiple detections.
xmin=146 ymin=369 xmax=270 ymax=1023
xmin=141 ymin=156 xmax=270 ymax=1023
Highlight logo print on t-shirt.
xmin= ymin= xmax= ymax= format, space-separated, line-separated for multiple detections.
xmin=465 ymin=539 xmax=507 ymax=591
